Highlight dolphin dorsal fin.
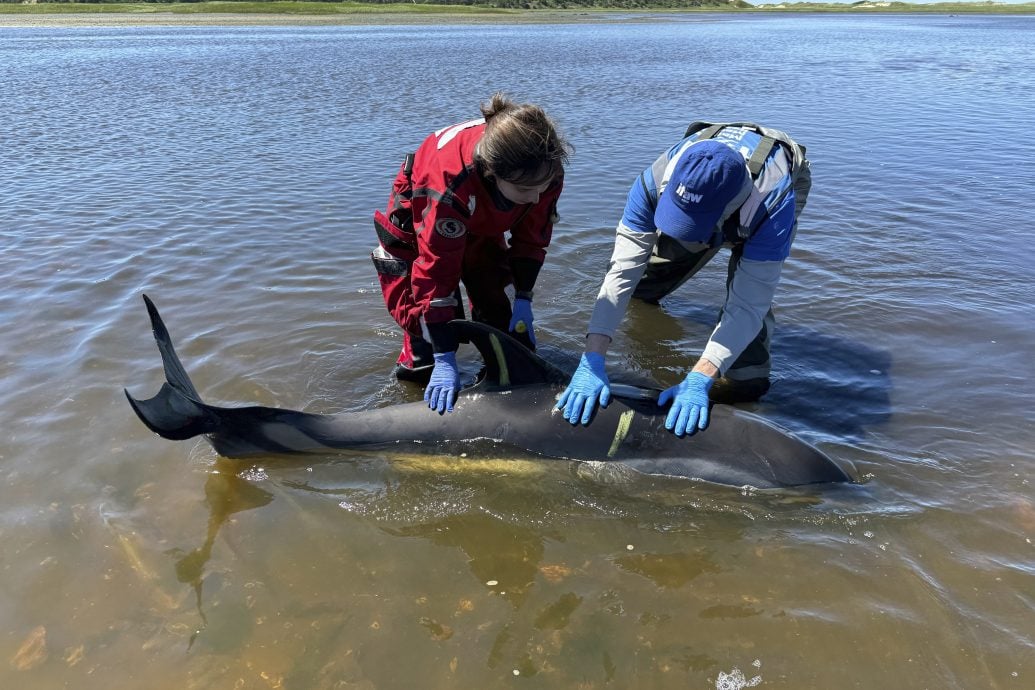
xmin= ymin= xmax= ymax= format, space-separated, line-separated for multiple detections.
xmin=449 ymin=320 xmax=569 ymax=389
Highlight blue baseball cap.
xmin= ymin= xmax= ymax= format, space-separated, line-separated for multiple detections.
xmin=654 ymin=140 xmax=750 ymax=243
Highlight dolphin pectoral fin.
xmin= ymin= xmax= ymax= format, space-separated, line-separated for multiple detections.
xmin=450 ymin=320 xmax=569 ymax=388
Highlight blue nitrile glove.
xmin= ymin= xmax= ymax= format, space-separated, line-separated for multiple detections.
xmin=556 ymin=352 xmax=611 ymax=425
xmin=508 ymin=298 xmax=536 ymax=348
xmin=657 ymin=371 xmax=714 ymax=437
xmin=425 ymin=352 xmax=461 ymax=414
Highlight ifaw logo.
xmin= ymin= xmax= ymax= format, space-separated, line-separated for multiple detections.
xmin=675 ymin=183 xmax=704 ymax=204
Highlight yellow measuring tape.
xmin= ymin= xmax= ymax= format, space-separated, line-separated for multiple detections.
xmin=607 ymin=410 xmax=635 ymax=458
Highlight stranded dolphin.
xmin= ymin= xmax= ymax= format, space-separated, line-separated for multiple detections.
xmin=125 ymin=295 xmax=852 ymax=488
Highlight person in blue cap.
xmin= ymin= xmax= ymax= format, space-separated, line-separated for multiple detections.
xmin=556 ymin=121 xmax=811 ymax=436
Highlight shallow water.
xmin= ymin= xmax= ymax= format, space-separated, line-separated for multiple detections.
xmin=2 ymin=14 xmax=1034 ymax=689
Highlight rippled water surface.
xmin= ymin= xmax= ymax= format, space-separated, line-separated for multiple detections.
xmin=2 ymin=14 xmax=1035 ymax=689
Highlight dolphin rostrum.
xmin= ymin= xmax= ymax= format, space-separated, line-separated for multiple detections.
xmin=125 ymin=295 xmax=853 ymax=488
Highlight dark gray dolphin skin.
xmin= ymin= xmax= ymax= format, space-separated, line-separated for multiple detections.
xmin=125 ymin=295 xmax=853 ymax=488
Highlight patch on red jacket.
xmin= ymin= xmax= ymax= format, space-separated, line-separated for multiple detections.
xmin=435 ymin=217 xmax=467 ymax=239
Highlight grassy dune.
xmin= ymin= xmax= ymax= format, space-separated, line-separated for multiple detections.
xmin=754 ymin=1 xmax=1035 ymax=12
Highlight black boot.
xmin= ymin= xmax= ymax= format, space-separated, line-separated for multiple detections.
xmin=393 ymin=334 xmax=435 ymax=384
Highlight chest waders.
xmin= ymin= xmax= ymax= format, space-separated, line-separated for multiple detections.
xmin=633 ymin=122 xmax=812 ymax=402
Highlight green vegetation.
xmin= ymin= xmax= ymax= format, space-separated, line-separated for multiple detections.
xmin=1 ymin=0 xmax=1033 ymax=15
xmin=0 ymin=2 xmax=510 ymax=14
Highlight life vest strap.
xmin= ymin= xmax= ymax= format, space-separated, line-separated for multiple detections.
xmin=681 ymin=120 xmax=807 ymax=243
xmin=745 ymin=136 xmax=776 ymax=178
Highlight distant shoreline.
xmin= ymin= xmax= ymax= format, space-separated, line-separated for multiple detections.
xmin=1 ymin=2 xmax=1033 ymax=28
xmin=1 ymin=7 xmax=609 ymax=28
xmin=0 ymin=13 xmax=532 ymax=27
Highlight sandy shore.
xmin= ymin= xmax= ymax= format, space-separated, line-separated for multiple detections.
xmin=0 ymin=10 xmax=631 ymax=27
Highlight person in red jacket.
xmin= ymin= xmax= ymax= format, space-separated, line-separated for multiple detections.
xmin=371 ymin=93 xmax=570 ymax=414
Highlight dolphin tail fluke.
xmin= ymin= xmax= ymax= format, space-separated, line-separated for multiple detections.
xmin=125 ymin=295 xmax=219 ymax=440
xmin=124 ymin=383 xmax=218 ymax=441
xmin=128 ymin=295 xmax=337 ymax=457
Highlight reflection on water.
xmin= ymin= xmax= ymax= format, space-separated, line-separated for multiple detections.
xmin=614 ymin=549 xmax=721 ymax=589
xmin=389 ymin=515 xmax=545 ymax=608
xmin=3 ymin=14 xmax=1035 ymax=690
xmin=168 ymin=467 xmax=274 ymax=647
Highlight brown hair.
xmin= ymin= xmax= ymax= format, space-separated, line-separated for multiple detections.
xmin=474 ymin=92 xmax=571 ymax=186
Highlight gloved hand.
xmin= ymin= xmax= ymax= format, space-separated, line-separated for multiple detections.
xmin=658 ymin=371 xmax=713 ymax=437
xmin=508 ymin=298 xmax=536 ymax=348
xmin=556 ymin=352 xmax=611 ymax=425
xmin=425 ymin=352 xmax=461 ymax=414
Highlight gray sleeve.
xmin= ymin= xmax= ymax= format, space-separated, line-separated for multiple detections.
xmin=586 ymin=222 xmax=658 ymax=338
xmin=700 ymin=258 xmax=783 ymax=374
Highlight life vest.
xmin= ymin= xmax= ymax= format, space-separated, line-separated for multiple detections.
xmin=683 ymin=121 xmax=807 ymax=243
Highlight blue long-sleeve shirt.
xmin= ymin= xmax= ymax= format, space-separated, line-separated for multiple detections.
xmin=588 ymin=128 xmax=806 ymax=374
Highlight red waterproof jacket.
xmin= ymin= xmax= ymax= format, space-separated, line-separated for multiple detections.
xmin=392 ymin=118 xmax=563 ymax=329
